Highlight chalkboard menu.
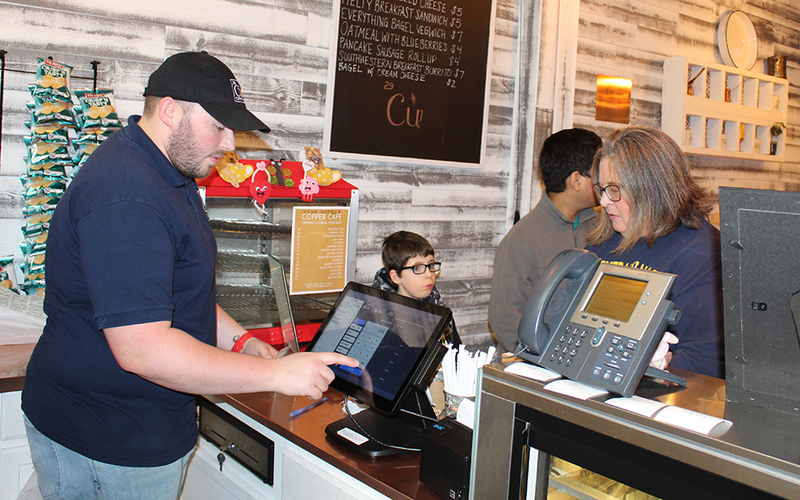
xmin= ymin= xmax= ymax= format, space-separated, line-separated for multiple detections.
xmin=324 ymin=0 xmax=495 ymax=166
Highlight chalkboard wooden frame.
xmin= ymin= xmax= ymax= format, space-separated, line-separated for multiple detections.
xmin=323 ymin=0 xmax=496 ymax=168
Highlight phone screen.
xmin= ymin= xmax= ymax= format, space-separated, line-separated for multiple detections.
xmin=584 ymin=274 xmax=648 ymax=323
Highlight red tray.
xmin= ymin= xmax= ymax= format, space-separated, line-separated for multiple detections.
xmin=198 ymin=160 xmax=356 ymax=199
xmin=247 ymin=323 xmax=320 ymax=350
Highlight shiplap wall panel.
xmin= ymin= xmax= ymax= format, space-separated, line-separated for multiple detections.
xmin=491 ymin=77 xmax=515 ymax=108
xmin=358 ymin=220 xmax=501 ymax=250
xmin=0 ymin=4 xmax=167 ymax=60
xmin=574 ymin=0 xmax=799 ymax=200
xmin=0 ymin=0 xmax=515 ymax=342
xmin=164 ymin=28 xmax=331 ymax=83
xmin=1 ymin=0 xmax=799 ymax=344
xmin=0 ymin=177 xmax=24 ymax=219
xmin=330 ymin=162 xmax=507 ymax=191
xmin=13 ymin=0 xmax=318 ymax=43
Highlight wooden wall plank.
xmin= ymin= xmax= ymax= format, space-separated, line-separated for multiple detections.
xmin=354 ymin=188 xmax=507 ymax=222
xmin=357 ymin=220 xmax=504 ymax=251
xmin=581 ymin=0 xmax=679 ymax=35
xmin=490 ymin=76 xmax=515 ymax=108
xmin=0 ymin=177 xmax=24 ymax=219
xmin=12 ymin=0 xmax=316 ymax=43
xmin=579 ymin=11 xmax=636 ymax=48
xmin=164 ymin=28 xmax=330 ymax=82
xmin=0 ymin=4 xmax=166 ymax=60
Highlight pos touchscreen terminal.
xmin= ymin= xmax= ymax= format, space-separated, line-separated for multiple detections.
xmin=307 ymin=281 xmax=452 ymax=457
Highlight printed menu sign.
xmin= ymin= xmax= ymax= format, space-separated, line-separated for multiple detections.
xmin=324 ymin=0 xmax=495 ymax=166
xmin=290 ymin=207 xmax=350 ymax=294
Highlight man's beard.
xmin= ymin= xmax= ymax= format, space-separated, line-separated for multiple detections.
xmin=166 ymin=114 xmax=219 ymax=179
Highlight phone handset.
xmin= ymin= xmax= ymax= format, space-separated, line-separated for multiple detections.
xmin=517 ymin=249 xmax=600 ymax=355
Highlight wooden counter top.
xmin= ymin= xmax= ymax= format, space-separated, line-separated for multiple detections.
xmin=0 ymin=342 xmax=439 ymax=498
xmin=0 ymin=343 xmax=35 ymax=392
xmin=211 ymin=390 xmax=443 ymax=500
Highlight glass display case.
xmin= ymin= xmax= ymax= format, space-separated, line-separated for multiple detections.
xmin=547 ymin=458 xmax=658 ymax=500
xmin=198 ymin=160 xmax=358 ymax=346
xmin=471 ymin=364 xmax=800 ymax=500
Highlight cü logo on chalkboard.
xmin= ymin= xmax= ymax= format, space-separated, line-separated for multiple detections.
xmin=386 ymin=90 xmax=423 ymax=128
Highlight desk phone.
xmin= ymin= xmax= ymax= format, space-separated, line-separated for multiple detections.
xmin=517 ymin=249 xmax=681 ymax=397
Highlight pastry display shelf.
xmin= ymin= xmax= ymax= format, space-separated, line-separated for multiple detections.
xmin=209 ymin=219 xmax=291 ymax=235
xmin=198 ymin=161 xmax=359 ymax=348
xmin=662 ymin=56 xmax=789 ymax=161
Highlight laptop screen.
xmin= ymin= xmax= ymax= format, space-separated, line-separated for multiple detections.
xmin=267 ymin=255 xmax=300 ymax=355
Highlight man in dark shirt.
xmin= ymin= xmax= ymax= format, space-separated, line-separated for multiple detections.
xmin=22 ymin=52 xmax=356 ymax=499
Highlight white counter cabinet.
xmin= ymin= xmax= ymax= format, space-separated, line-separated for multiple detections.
xmin=183 ymin=402 xmax=391 ymax=500
xmin=0 ymin=391 xmax=34 ymax=500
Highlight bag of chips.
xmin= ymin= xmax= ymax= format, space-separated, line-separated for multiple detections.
xmin=24 ymin=185 xmax=64 ymax=207
xmin=0 ymin=256 xmax=14 ymax=289
xmin=28 ymin=123 xmax=70 ymax=145
xmin=30 ymin=96 xmax=78 ymax=128
xmin=32 ymin=58 xmax=72 ymax=103
xmin=19 ymin=280 xmax=45 ymax=297
xmin=22 ymin=224 xmax=49 ymax=245
xmin=74 ymin=89 xmax=123 ymax=130
xmin=22 ymin=204 xmax=57 ymax=225
xmin=20 ymin=174 xmax=67 ymax=191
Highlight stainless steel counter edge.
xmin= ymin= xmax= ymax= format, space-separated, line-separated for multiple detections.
xmin=481 ymin=364 xmax=800 ymax=500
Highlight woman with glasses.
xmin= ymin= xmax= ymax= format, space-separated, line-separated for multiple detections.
xmin=372 ymin=231 xmax=461 ymax=344
xmin=587 ymin=126 xmax=724 ymax=378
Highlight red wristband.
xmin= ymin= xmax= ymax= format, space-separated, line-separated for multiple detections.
xmin=231 ymin=332 xmax=253 ymax=353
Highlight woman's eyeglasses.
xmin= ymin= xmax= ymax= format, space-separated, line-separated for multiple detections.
xmin=401 ymin=262 xmax=442 ymax=275
xmin=594 ymin=183 xmax=624 ymax=202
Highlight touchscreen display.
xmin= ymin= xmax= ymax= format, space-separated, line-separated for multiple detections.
xmin=308 ymin=282 xmax=450 ymax=414
xmin=584 ymin=273 xmax=647 ymax=324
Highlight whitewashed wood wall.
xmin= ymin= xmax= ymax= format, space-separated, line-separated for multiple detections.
xmin=568 ymin=0 xmax=800 ymax=198
xmin=0 ymin=0 xmax=797 ymax=345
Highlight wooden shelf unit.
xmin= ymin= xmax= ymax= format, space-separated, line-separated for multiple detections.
xmin=662 ymin=56 xmax=789 ymax=161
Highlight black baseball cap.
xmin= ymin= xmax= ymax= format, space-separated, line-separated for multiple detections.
xmin=144 ymin=51 xmax=270 ymax=133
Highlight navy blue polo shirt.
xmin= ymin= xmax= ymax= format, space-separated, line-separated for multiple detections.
xmin=23 ymin=116 xmax=218 ymax=467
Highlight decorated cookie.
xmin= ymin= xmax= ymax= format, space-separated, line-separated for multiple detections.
xmin=306 ymin=164 xmax=342 ymax=186
xmin=215 ymin=151 xmax=253 ymax=188
xmin=266 ymin=159 xmax=294 ymax=187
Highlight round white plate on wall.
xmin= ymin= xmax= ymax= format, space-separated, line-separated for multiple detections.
xmin=717 ymin=10 xmax=758 ymax=70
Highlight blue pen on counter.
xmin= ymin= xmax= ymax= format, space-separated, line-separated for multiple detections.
xmin=289 ymin=396 xmax=328 ymax=419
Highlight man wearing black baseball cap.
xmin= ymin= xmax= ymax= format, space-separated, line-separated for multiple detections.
xmin=22 ymin=52 xmax=356 ymax=499
xmin=144 ymin=51 xmax=270 ymax=133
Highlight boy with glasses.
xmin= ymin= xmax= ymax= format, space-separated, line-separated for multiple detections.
xmin=373 ymin=231 xmax=460 ymax=344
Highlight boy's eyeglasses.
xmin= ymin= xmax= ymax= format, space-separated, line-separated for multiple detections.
xmin=594 ymin=182 xmax=624 ymax=202
xmin=401 ymin=262 xmax=442 ymax=275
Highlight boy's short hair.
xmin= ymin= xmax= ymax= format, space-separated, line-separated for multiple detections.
xmin=539 ymin=128 xmax=602 ymax=193
xmin=382 ymin=231 xmax=435 ymax=273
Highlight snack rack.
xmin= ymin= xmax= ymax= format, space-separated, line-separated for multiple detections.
xmin=198 ymin=160 xmax=358 ymax=347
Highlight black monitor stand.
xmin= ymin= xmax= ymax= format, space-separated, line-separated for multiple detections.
xmin=325 ymin=388 xmax=438 ymax=457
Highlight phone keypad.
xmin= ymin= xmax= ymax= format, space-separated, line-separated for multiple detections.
xmin=546 ymin=324 xmax=636 ymax=387
xmin=590 ymin=334 xmax=636 ymax=386
xmin=548 ymin=325 xmax=589 ymax=367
